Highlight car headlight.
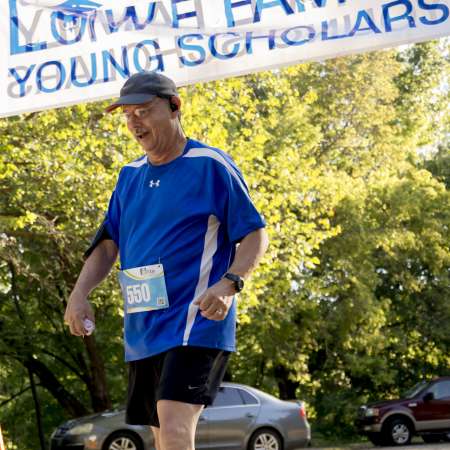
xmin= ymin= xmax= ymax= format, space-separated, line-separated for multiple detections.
xmin=67 ymin=423 xmax=94 ymax=435
xmin=365 ymin=408 xmax=379 ymax=417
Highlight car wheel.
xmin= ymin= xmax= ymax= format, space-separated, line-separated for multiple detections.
xmin=248 ymin=428 xmax=283 ymax=450
xmin=384 ymin=418 xmax=412 ymax=446
xmin=422 ymin=434 xmax=444 ymax=443
xmin=102 ymin=431 xmax=144 ymax=450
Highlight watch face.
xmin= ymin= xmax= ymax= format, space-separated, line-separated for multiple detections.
xmin=224 ymin=273 xmax=244 ymax=292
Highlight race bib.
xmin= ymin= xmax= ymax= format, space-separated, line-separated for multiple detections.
xmin=118 ymin=264 xmax=169 ymax=314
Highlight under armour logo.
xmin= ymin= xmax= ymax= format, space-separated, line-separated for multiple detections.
xmin=149 ymin=179 xmax=160 ymax=188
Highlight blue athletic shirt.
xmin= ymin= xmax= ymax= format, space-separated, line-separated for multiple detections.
xmin=104 ymin=138 xmax=265 ymax=361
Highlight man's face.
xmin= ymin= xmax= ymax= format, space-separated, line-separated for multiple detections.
xmin=123 ymin=97 xmax=176 ymax=152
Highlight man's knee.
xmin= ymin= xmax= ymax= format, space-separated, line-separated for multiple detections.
xmin=157 ymin=400 xmax=203 ymax=447
xmin=160 ymin=420 xmax=191 ymax=441
xmin=158 ymin=408 xmax=192 ymax=439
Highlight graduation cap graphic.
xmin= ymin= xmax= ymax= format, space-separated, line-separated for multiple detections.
xmin=54 ymin=0 xmax=102 ymax=13
xmin=22 ymin=0 xmax=102 ymax=14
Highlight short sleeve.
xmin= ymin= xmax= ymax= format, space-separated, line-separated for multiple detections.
xmin=103 ymin=188 xmax=120 ymax=247
xmin=83 ymin=187 xmax=121 ymax=258
xmin=216 ymin=158 xmax=265 ymax=243
xmin=83 ymin=218 xmax=112 ymax=259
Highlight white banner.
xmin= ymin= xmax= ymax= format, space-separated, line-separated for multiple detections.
xmin=0 ymin=0 xmax=449 ymax=117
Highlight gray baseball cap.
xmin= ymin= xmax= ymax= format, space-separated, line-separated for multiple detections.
xmin=105 ymin=72 xmax=178 ymax=112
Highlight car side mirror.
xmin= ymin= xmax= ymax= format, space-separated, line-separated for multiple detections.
xmin=423 ymin=392 xmax=434 ymax=402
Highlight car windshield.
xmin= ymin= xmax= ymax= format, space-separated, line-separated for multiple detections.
xmin=402 ymin=381 xmax=429 ymax=399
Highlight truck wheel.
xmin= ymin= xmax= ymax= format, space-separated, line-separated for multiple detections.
xmin=385 ymin=418 xmax=412 ymax=446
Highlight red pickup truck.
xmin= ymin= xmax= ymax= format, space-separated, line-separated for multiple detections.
xmin=356 ymin=377 xmax=450 ymax=446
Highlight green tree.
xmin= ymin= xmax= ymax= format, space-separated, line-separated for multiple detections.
xmin=305 ymin=165 xmax=450 ymax=434
xmin=0 ymin=104 xmax=134 ymax=448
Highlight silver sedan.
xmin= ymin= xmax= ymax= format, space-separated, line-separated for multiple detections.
xmin=50 ymin=382 xmax=311 ymax=450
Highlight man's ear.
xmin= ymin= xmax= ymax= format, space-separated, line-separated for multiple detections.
xmin=170 ymin=96 xmax=181 ymax=114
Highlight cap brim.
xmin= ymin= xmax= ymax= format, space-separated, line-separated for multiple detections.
xmin=105 ymin=93 xmax=157 ymax=113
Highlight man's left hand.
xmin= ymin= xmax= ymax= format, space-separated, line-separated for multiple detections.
xmin=193 ymin=279 xmax=235 ymax=321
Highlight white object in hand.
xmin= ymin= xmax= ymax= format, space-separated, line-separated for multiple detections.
xmin=83 ymin=318 xmax=95 ymax=335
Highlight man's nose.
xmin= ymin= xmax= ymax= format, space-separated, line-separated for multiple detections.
xmin=128 ymin=114 xmax=142 ymax=127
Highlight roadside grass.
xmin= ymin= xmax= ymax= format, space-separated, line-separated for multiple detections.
xmin=310 ymin=431 xmax=369 ymax=449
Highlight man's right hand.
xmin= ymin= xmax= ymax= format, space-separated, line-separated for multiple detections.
xmin=63 ymin=239 xmax=118 ymax=337
xmin=64 ymin=291 xmax=95 ymax=337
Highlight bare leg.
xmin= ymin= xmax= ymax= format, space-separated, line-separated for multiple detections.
xmin=151 ymin=426 xmax=161 ymax=450
xmin=157 ymin=400 xmax=204 ymax=450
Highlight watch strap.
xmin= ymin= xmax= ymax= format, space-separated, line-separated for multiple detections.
xmin=223 ymin=272 xmax=244 ymax=292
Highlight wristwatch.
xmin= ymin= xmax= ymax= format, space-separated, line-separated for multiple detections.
xmin=223 ymin=272 xmax=244 ymax=293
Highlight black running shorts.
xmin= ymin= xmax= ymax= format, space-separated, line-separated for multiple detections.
xmin=125 ymin=345 xmax=230 ymax=427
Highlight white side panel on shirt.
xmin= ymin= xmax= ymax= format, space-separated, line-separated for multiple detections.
xmin=183 ymin=214 xmax=220 ymax=345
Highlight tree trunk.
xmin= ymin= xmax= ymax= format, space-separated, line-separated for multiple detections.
xmin=84 ymin=336 xmax=112 ymax=412
xmin=274 ymin=364 xmax=299 ymax=400
xmin=24 ymin=357 xmax=89 ymax=417
xmin=27 ymin=367 xmax=46 ymax=450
